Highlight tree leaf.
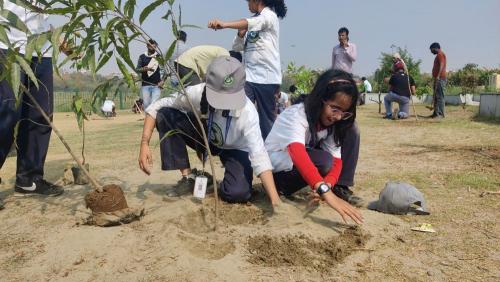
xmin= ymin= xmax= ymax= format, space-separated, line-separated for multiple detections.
xmin=164 ymin=39 xmax=177 ymax=62
xmin=116 ymin=58 xmax=134 ymax=88
xmin=139 ymin=0 xmax=164 ymax=24
xmin=10 ymin=62 xmax=21 ymax=100
xmin=0 ymin=10 xmax=29 ymax=33
xmin=15 ymin=55 xmax=38 ymax=89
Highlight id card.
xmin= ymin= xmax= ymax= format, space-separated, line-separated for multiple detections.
xmin=193 ymin=176 xmax=208 ymax=199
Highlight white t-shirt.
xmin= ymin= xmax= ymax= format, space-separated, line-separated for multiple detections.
xmin=0 ymin=2 xmax=51 ymax=56
xmin=265 ymin=103 xmax=342 ymax=173
xmin=232 ymin=7 xmax=282 ymax=84
xmin=146 ymin=83 xmax=273 ymax=176
xmin=363 ymin=80 xmax=372 ymax=92
xmin=101 ymin=100 xmax=115 ymax=112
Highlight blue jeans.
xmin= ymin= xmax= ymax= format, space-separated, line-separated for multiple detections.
xmin=384 ymin=92 xmax=410 ymax=118
xmin=141 ymin=85 xmax=161 ymax=110
xmin=434 ymin=79 xmax=446 ymax=117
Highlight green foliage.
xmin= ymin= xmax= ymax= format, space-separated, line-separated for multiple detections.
xmin=372 ymin=47 xmax=422 ymax=93
xmin=284 ymin=62 xmax=321 ymax=95
xmin=448 ymin=64 xmax=500 ymax=94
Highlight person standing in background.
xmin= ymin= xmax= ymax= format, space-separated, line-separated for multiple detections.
xmin=360 ymin=77 xmax=372 ymax=105
xmin=136 ymin=39 xmax=163 ymax=110
xmin=332 ymin=27 xmax=357 ymax=74
xmin=208 ymin=0 xmax=288 ymax=139
xmin=430 ymin=42 xmax=447 ymax=118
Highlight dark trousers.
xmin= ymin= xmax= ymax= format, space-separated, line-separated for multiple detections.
xmin=174 ymin=62 xmax=202 ymax=86
xmin=155 ymin=108 xmax=253 ymax=203
xmin=433 ymin=79 xmax=446 ymax=117
xmin=0 ymin=53 xmax=53 ymax=185
xmin=244 ymin=82 xmax=280 ymax=140
xmin=273 ymin=122 xmax=360 ymax=195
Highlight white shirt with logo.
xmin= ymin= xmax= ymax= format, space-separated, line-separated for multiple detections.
xmin=0 ymin=2 xmax=51 ymax=56
xmin=265 ymin=103 xmax=342 ymax=173
xmin=146 ymin=83 xmax=273 ymax=176
xmin=232 ymin=7 xmax=281 ymax=84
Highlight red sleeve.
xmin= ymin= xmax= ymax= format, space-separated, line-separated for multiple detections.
xmin=288 ymin=142 xmax=323 ymax=190
xmin=324 ymin=157 xmax=343 ymax=186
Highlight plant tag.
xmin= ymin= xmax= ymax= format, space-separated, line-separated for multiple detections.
xmin=193 ymin=176 xmax=208 ymax=199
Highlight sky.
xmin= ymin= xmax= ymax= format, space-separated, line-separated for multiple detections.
xmin=52 ymin=0 xmax=500 ymax=77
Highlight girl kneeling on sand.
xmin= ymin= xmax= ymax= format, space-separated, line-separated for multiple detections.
xmin=265 ymin=70 xmax=363 ymax=224
xmin=138 ymin=56 xmax=281 ymax=206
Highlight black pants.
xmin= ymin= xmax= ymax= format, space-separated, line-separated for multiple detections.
xmin=155 ymin=108 xmax=254 ymax=203
xmin=244 ymin=82 xmax=280 ymax=140
xmin=273 ymin=122 xmax=360 ymax=195
xmin=174 ymin=62 xmax=202 ymax=86
xmin=0 ymin=52 xmax=53 ymax=185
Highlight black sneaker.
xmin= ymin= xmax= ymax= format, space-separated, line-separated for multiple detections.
xmin=333 ymin=185 xmax=363 ymax=207
xmin=166 ymin=176 xmax=195 ymax=197
xmin=14 ymin=179 xmax=64 ymax=197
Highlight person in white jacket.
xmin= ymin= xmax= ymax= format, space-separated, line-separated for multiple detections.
xmin=207 ymin=0 xmax=288 ymax=139
xmin=138 ymin=56 xmax=280 ymax=206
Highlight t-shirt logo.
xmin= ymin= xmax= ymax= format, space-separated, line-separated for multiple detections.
xmin=246 ymin=31 xmax=261 ymax=44
xmin=210 ymin=122 xmax=224 ymax=147
xmin=223 ymin=75 xmax=234 ymax=87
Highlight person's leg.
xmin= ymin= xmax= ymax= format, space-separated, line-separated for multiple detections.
xmin=398 ymin=96 xmax=410 ymax=119
xmin=151 ymin=86 xmax=161 ymax=105
xmin=141 ymin=86 xmax=152 ymax=110
xmin=436 ymin=79 xmax=446 ymax=117
xmin=384 ymin=93 xmax=394 ymax=117
xmin=273 ymin=149 xmax=333 ymax=196
xmin=245 ymin=82 xmax=279 ymax=139
xmin=0 ymin=51 xmax=20 ymax=170
xmin=16 ymin=57 xmax=53 ymax=185
xmin=155 ymin=108 xmax=205 ymax=171
xmin=218 ymin=149 xmax=254 ymax=203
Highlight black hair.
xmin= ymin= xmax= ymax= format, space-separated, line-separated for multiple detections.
xmin=148 ymin=39 xmax=157 ymax=45
xmin=361 ymin=77 xmax=366 ymax=81
xmin=229 ymin=50 xmax=243 ymax=62
xmin=289 ymin=85 xmax=297 ymax=93
xmin=303 ymin=69 xmax=358 ymax=146
xmin=338 ymin=27 xmax=349 ymax=35
xmin=262 ymin=0 xmax=287 ymax=19
xmin=178 ymin=30 xmax=187 ymax=42
xmin=429 ymin=42 xmax=440 ymax=49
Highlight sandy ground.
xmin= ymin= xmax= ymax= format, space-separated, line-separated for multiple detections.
xmin=0 ymin=105 xmax=499 ymax=281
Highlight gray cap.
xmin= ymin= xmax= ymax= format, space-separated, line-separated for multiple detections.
xmin=368 ymin=182 xmax=430 ymax=215
xmin=205 ymin=56 xmax=246 ymax=110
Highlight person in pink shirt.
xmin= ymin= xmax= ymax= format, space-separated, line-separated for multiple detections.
xmin=331 ymin=27 xmax=357 ymax=74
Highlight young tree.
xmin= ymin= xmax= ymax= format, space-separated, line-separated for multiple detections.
xmin=373 ymin=47 xmax=422 ymax=93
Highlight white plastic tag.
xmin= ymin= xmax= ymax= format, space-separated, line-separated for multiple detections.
xmin=193 ymin=176 xmax=208 ymax=199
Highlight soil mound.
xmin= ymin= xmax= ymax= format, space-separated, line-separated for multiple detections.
xmin=247 ymin=227 xmax=370 ymax=272
xmin=85 ymin=184 xmax=128 ymax=213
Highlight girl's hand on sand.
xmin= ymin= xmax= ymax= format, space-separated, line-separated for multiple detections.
xmin=208 ymin=19 xmax=225 ymax=30
xmin=138 ymin=144 xmax=153 ymax=175
xmin=323 ymin=192 xmax=363 ymax=225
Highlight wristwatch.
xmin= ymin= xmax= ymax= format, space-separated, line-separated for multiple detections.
xmin=316 ymin=183 xmax=331 ymax=196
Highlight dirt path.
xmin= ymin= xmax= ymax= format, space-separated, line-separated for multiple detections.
xmin=0 ymin=105 xmax=499 ymax=281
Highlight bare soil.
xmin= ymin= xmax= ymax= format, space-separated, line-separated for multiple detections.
xmin=0 ymin=105 xmax=499 ymax=281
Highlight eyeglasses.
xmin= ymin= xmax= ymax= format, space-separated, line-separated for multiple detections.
xmin=323 ymin=101 xmax=353 ymax=120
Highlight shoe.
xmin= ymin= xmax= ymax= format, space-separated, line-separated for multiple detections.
xmin=0 ymin=198 xmax=4 ymax=210
xmin=333 ymin=185 xmax=363 ymax=207
xmin=166 ymin=176 xmax=195 ymax=197
xmin=383 ymin=113 xmax=393 ymax=119
xmin=14 ymin=179 xmax=64 ymax=197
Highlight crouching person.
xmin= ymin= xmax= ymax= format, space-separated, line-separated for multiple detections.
xmin=383 ymin=61 xmax=416 ymax=119
xmin=138 ymin=56 xmax=281 ymax=206
xmin=265 ymin=69 xmax=363 ymax=224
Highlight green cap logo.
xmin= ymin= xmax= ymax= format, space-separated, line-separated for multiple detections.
xmin=223 ymin=75 xmax=234 ymax=87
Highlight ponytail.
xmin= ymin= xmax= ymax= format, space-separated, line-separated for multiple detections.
xmin=262 ymin=0 xmax=287 ymax=19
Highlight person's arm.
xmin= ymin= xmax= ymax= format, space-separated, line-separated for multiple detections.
xmin=288 ymin=143 xmax=324 ymax=189
xmin=345 ymin=44 xmax=357 ymax=62
xmin=331 ymin=47 xmax=337 ymax=68
xmin=438 ymin=54 xmax=446 ymax=79
xmin=136 ymin=56 xmax=147 ymax=73
xmin=259 ymin=170 xmax=281 ymax=207
xmin=324 ymin=157 xmax=343 ymax=187
xmin=319 ymin=185 xmax=363 ymax=225
xmin=208 ymin=19 xmax=248 ymax=30
xmin=138 ymin=115 xmax=156 ymax=175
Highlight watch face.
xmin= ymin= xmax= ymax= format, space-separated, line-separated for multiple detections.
xmin=319 ymin=184 xmax=329 ymax=194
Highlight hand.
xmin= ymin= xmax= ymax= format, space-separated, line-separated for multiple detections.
xmin=238 ymin=29 xmax=247 ymax=38
xmin=208 ymin=19 xmax=225 ymax=30
xmin=340 ymin=39 xmax=349 ymax=48
xmin=322 ymin=191 xmax=363 ymax=225
xmin=138 ymin=143 xmax=153 ymax=175
xmin=158 ymin=81 xmax=165 ymax=88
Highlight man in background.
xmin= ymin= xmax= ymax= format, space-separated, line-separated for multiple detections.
xmin=332 ymin=27 xmax=357 ymax=74
xmin=360 ymin=77 xmax=372 ymax=105
xmin=136 ymin=39 xmax=163 ymax=110
xmin=430 ymin=42 xmax=447 ymax=118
